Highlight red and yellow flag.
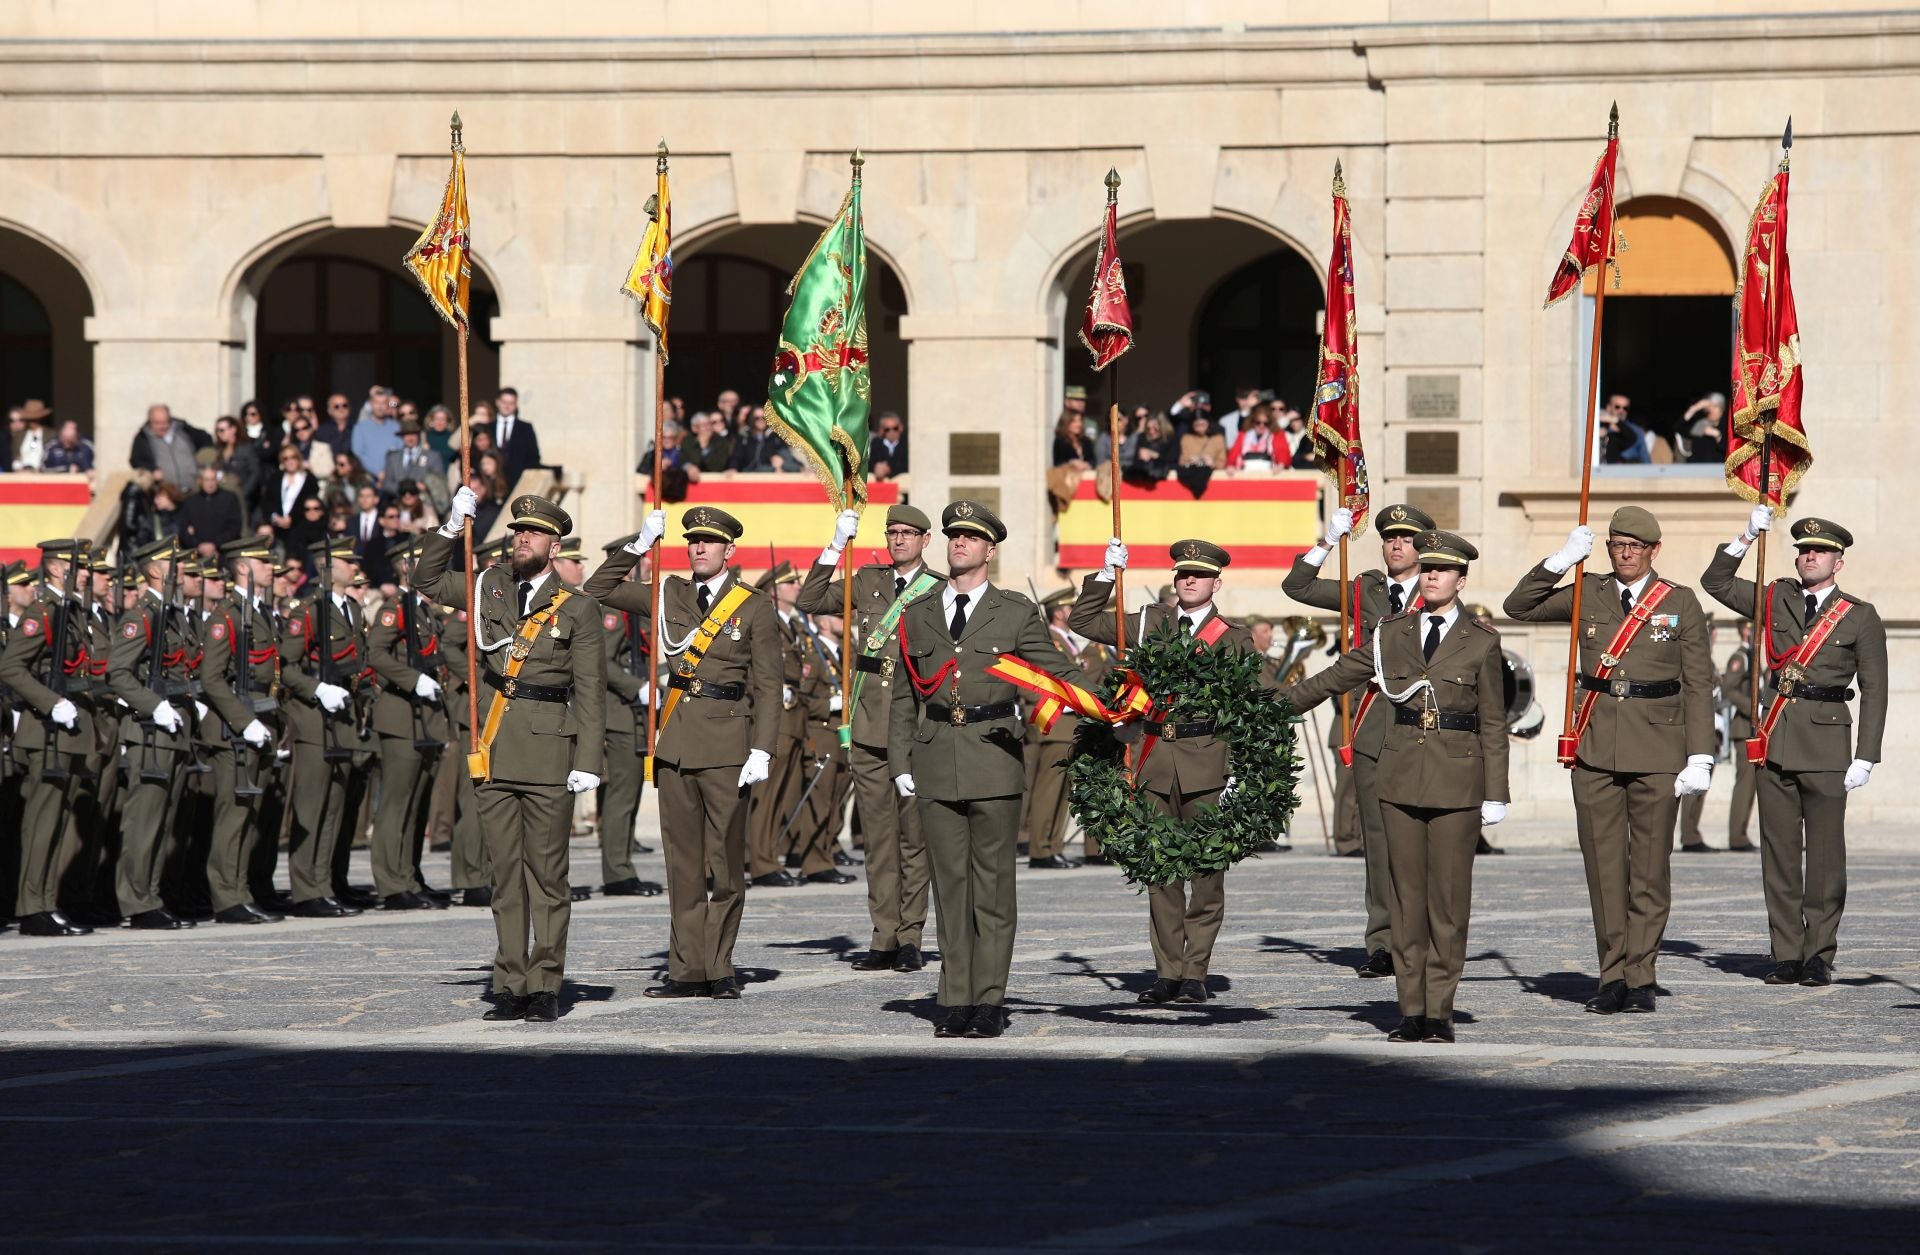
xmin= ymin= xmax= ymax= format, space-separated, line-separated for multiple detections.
xmin=1543 ymin=110 xmax=1621 ymax=309
xmin=1078 ymin=171 xmax=1133 ymax=371
xmin=402 ymin=112 xmax=473 ymax=330
xmin=622 ymin=141 xmax=673 ymax=359
xmin=1309 ymin=161 xmax=1368 ymax=536
xmin=1725 ymin=128 xmax=1808 ymax=511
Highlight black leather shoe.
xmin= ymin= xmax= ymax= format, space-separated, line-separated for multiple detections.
xmin=1764 ymin=960 xmax=1804 ymax=985
xmin=1175 ymin=979 xmax=1209 ymax=1004
xmin=709 ymin=976 xmax=743 ymax=999
xmin=482 ymin=994 xmax=529 ymax=1021
xmin=1475 ymin=835 xmax=1505 ymax=855
xmin=1678 ymin=843 xmax=1719 ymax=854
xmin=1799 ymin=956 xmax=1832 ymax=987
xmin=892 ymin=944 xmax=925 ymax=972
xmin=570 ymin=886 xmax=591 ymax=902
xmin=18 ymin=911 xmax=91 ymax=937
xmin=601 ymin=878 xmax=646 ymax=896
xmin=337 ymin=888 xmax=381 ymax=910
xmin=1623 ymin=985 xmax=1657 ymax=1012
xmin=1357 ymin=949 xmax=1393 ymax=978
xmin=964 ymin=1005 xmax=1005 ymax=1039
xmin=851 ymin=949 xmax=898 ymax=971
xmin=128 ymin=908 xmax=192 ymax=930
xmin=524 ymin=992 xmax=560 ymax=1023
xmin=1387 ymin=1017 xmax=1427 ymax=1043
xmin=834 ymin=849 xmax=857 ymax=867
xmin=214 ymin=903 xmax=278 ymax=925
xmin=1137 ymin=977 xmax=1180 ymax=1005
xmin=382 ymin=891 xmax=434 ymax=911
xmin=291 ymin=897 xmax=358 ymax=918
xmin=1584 ymin=980 xmax=1628 ymax=1014
xmin=1083 ymin=854 xmax=1111 ymax=865
xmin=458 ymin=887 xmax=493 ymax=908
xmin=1421 ymin=1018 xmax=1455 ymax=1043
xmin=806 ymin=869 xmax=856 ymax=885
xmin=750 ymin=871 xmax=803 ymax=888
xmin=256 ymin=890 xmax=295 ymax=911
xmin=935 ymin=1007 xmax=973 ymax=1038
xmin=1027 ymin=854 xmax=1080 ymax=870
xmin=643 ymin=979 xmax=712 ymax=999
xmin=1729 ymin=842 xmax=1759 ymax=852
xmin=1339 ymin=846 xmax=1364 ymax=857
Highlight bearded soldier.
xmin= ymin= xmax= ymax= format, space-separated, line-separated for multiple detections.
xmin=1701 ymin=510 xmax=1887 ymax=987
xmin=1505 ymin=506 xmax=1715 ymax=1014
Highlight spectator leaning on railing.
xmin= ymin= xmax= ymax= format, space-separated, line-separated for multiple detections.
xmin=41 ymin=418 xmax=95 ymax=475
xmin=1226 ymin=403 xmax=1279 ymax=470
xmin=1175 ymin=412 xmax=1226 ymax=497
xmin=10 ymin=398 xmax=51 ymax=470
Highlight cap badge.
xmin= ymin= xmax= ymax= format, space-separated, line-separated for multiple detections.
xmin=1181 ymin=541 xmax=1201 ymax=559
xmin=955 ymin=502 xmax=975 ymax=520
xmin=1806 ymin=520 xmax=1821 ymax=534
xmin=1389 ymin=506 xmax=1408 ymax=522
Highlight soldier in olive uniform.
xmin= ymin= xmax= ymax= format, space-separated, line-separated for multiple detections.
xmin=416 ymin=489 xmax=606 ymax=1023
xmin=592 ymin=533 xmax=660 ymax=898
xmin=796 ymin=612 xmax=854 ymax=875
xmin=1505 ymin=506 xmax=1716 ymax=1014
xmin=1072 ymin=538 xmax=1254 ymax=1005
xmin=1281 ymin=502 xmax=1435 ymax=977
xmin=1288 ymin=531 xmax=1510 ymax=1043
xmin=1022 ymin=588 xmax=1085 ymax=870
xmin=196 ymin=538 xmax=284 ymax=924
xmin=889 ymin=501 xmax=1084 ymax=1039
xmin=584 ymin=505 xmax=780 ymax=1001
xmin=0 ymin=562 xmax=31 ymax=914
xmin=748 ymin=562 xmax=811 ymax=888
xmin=280 ymin=538 xmax=367 ymax=918
xmin=0 ymin=541 xmax=96 ymax=935
xmin=434 ymin=538 xmax=498 ymax=908
xmin=1721 ymin=636 xmax=1759 ymax=851
xmin=365 ymin=536 xmax=452 ymax=910
xmin=1702 ymin=511 xmax=1887 ymax=986
xmin=797 ymin=503 xmax=943 ymax=972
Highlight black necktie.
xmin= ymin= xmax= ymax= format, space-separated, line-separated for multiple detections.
xmin=1388 ymin=584 xmax=1405 ymax=616
xmin=1804 ymin=593 xmax=1818 ymax=623
xmin=895 ymin=575 xmax=907 ymax=598
xmin=1179 ymin=616 xmax=1194 ymax=636
xmin=1424 ymin=614 xmax=1443 ymax=662
xmin=697 ymin=584 xmax=712 ymax=618
xmin=949 ymin=592 xmax=970 ymax=640
xmin=518 ymin=581 xmax=533 ymax=618
xmin=1621 ymin=587 xmax=1634 ymax=618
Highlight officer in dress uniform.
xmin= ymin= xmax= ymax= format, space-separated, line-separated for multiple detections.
xmin=1022 ymin=588 xmax=1085 ymax=870
xmin=584 ymin=505 xmax=780 ymax=1001
xmin=64 ymin=548 xmax=122 ymax=922
xmin=0 ymin=540 xmax=96 ymax=935
xmin=592 ymin=533 xmax=660 ymax=899
xmin=889 ymin=501 xmax=1085 ymax=1039
xmin=1287 ymin=531 xmax=1510 ymax=1043
xmin=1505 ymin=506 xmax=1715 ymax=1014
xmin=1281 ymin=502 xmax=1435 ymax=978
xmin=1701 ymin=510 xmax=1887 ymax=987
xmin=416 ymin=488 xmax=606 ymax=1023
xmin=197 ymin=537 xmax=283 ymax=923
xmin=280 ymin=537 xmax=366 ymax=919
xmin=798 ymin=504 xmax=943 ymax=973
xmin=747 ymin=561 xmax=811 ymax=888
xmin=365 ymin=535 xmax=452 ymax=911
xmin=1072 ymin=538 xmax=1253 ymax=1005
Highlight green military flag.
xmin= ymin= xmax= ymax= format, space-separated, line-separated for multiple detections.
xmin=766 ymin=152 xmax=871 ymax=512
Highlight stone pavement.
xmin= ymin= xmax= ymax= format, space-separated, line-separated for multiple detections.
xmin=4 ymin=830 xmax=1920 ymax=1250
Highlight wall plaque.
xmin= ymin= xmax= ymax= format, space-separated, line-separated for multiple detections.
xmin=949 ymin=433 xmax=1001 ymax=477
xmin=1406 ymin=374 xmax=1460 ymax=420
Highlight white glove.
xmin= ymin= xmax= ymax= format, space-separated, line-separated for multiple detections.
xmin=829 ymin=692 xmax=843 ymax=714
xmin=831 ymin=508 xmax=861 ymax=549
xmin=1100 ymin=538 xmax=1129 ymax=581
xmin=627 ymin=509 xmax=667 ymax=555
xmin=1480 ymin=800 xmax=1508 ymax=827
xmin=241 ymin=719 xmax=272 ymax=748
xmin=1322 ymin=507 xmax=1355 ymax=548
xmin=49 ymin=698 xmax=78 ymax=730
xmin=414 ymin=673 xmax=441 ymax=701
xmin=1748 ymin=504 xmax=1774 ymax=537
xmin=893 ymin=773 xmax=916 ymax=798
xmin=314 ymin=683 xmax=350 ymax=714
xmin=1218 ymin=776 xmax=1237 ymax=805
xmin=1844 ymin=759 xmax=1873 ymax=792
xmin=439 ymin=485 xmax=478 ymax=536
xmin=566 ymin=770 xmax=600 ymax=794
xmin=737 ymin=748 xmax=771 ymax=788
xmin=635 ymin=681 xmax=651 ymax=706
xmin=1545 ymin=524 xmax=1596 ymax=574
xmin=151 ymin=700 xmax=182 ymax=734
xmin=1674 ymin=756 xmax=1713 ymax=797
xmin=782 ymin=685 xmax=795 ymax=707
xmin=194 ymin=700 xmax=209 ymax=722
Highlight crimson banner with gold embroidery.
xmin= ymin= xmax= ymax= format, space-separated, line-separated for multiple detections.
xmin=1078 ymin=196 xmax=1133 ymax=371
xmin=1309 ymin=166 xmax=1368 ymax=536
xmin=1725 ymin=161 xmax=1809 ymax=510
xmin=1543 ymin=132 xmax=1619 ymax=309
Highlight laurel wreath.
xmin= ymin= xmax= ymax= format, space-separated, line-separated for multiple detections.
xmin=1065 ymin=622 xmax=1302 ymax=888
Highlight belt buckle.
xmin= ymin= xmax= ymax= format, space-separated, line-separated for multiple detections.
xmin=1609 ymin=676 xmax=1630 ymax=700
xmin=688 ymin=678 xmax=704 ymax=698
xmin=1162 ymin=721 xmax=1179 ymax=742
xmin=503 ymin=677 xmax=518 ymax=699
xmin=880 ymin=657 xmax=895 ymax=678
xmin=1418 ymin=708 xmax=1438 ymax=732
xmin=948 ymin=703 xmax=967 ymax=727
xmin=1599 ymin=651 xmax=1621 ymax=669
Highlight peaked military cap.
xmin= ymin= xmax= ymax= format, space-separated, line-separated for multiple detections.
xmin=1042 ymin=586 xmax=1076 ymax=610
xmin=681 ymin=506 xmax=743 ymax=543
xmin=1376 ymin=504 xmax=1436 ymax=538
xmin=1415 ymin=529 xmax=1478 ymax=569
xmin=1064 ymin=385 xmax=1088 ymax=402
xmin=4 ymin=560 xmax=30 ymax=586
xmin=384 ymin=535 xmax=420 ymax=565
xmin=310 ymin=536 xmax=360 ymax=564
xmin=942 ymin=500 xmax=1006 ymax=542
xmin=1790 ymin=517 xmax=1852 ymax=552
xmin=1608 ymin=505 xmax=1662 ymax=544
xmin=508 ymin=494 xmax=571 ymax=536
xmin=1170 ymin=539 xmax=1231 ymax=576
xmin=554 ymin=535 xmax=586 ymax=562
xmin=221 ymin=536 xmax=272 ymax=562
xmin=37 ymin=537 xmax=89 ymax=559
xmin=754 ymin=560 xmax=798 ymax=592
xmin=886 ymin=504 xmax=933 ymax=533
xmin=604 ymin=531 xmax=642 ymax=553
xmin=130 ymin=536 xmax=180 ymax=564
xmin=87 ymin=550 xmax=114 ymax=573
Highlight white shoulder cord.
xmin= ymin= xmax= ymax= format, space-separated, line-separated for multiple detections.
xmin=470 ymin=572 xmax=513 ymax=654
xmin=1370 ymin=620 xmax=1432 ymax=705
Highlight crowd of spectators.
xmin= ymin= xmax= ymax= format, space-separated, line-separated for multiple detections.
xmin=638 ymin=391 xmax=910 ymax=501
xmin=1596 ymin=390 xmax=1729 ymax=466
xmin=1049 ymin=384 xmax=1322 ymax=504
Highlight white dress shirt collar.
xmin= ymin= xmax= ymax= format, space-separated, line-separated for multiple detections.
xmin=1615 ymin=571 xmax=1653 ymax=602
xmin=1419 ymin=603 xmax=1461 ymax=646
xmin=942 ymin=580 xmax=990 ymax=618
xmin=1176 ymin=602 xmax=1216 ymax=632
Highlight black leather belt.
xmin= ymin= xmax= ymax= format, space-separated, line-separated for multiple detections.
xmin=667 ymin=674 xmax=744 ymax=701
xmin=484 ymin=670 xmax=572 ymax=703
xmin=926 ymin=699 xmax=1016 ymax=727
xmin=1783 ymin=683 xmax=1853 ymax=702
xmin=1578 ymin=675 xmax=1681 ymax=699
xmin=1394 ymin=706 xmax=1480 ymax=732
xmin=1143 ymin=718 xmax=1217 ymax=742
xmin=855 ymin=655 xmax=891 ymax=675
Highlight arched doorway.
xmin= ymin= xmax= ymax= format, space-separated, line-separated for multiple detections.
xmin=244 ymin=227 xmax=499 ymax=415
xmin=0 ymin=228 xmax=95 ymax=432
xmin=667 ymin=224 xmax=908 ymax=420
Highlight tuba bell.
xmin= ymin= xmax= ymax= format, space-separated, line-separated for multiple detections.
xmin=1273 ymin=616 xmax=1329 ymax=686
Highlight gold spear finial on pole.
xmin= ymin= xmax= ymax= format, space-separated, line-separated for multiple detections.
xmin=1332 ymin=158 xmax=1346 ymax=198
xmin=656 ymin=138 xmax=669 ymax=173
xmin=450 ymin=110 xmax=464 ymax=153
xmin=850 ymin=148 xmax=865 ymax=185
xmin=1781 ymin=117 xmax=1793 ymax=170
xmin=1105 ymin=166 xmax=1121 ymax=202
xmin=1608 ymin=100 xmax=1619 ymax=138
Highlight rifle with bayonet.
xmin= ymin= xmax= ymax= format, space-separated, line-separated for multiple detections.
xmin=136 ymin=548 xmax=180 ymax=784
xmin=400 ymin=577 xmax=447 ymax=754
xmin=38 ymin=545 xmax=80 ymax=782
xmin=226 ymin=563 xmax=272 ymax=799
xmin=312 ymin=568 xmax=353 ymax=763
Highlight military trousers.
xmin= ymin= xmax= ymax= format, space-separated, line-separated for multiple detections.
xmin=1381 ymin=801 xmax=1480 ymax=1020
xmin=921 ymin=794 xmax=1022 ymax=1008
xmin=1146 ymin=783 xmax=1228 ymax=982
xmin=1757 ymin=764 xmax=1849 ymax=966
xmin=1676 ymin=790 xmax=1706 ymax=848
xmin=657 ymin=760 xmax=749 ymax=983
xmin=116 ymin=741 xmax=185 ymax=916
xmin=478 ymin=779 xmax=573 ymax=996
xmin=747 ymin=732 xmax=806 ymax=878
xmin=15 ymin=747 xmax=86 ymax=916
xmin=250 ymin=755 xmax=289 ymax=903
xmin=1571 ymin=763 xmax=1678 ymax=988
xmin=372 ymin=734 xmax=435 ymax=898
xmin=1022 ymin=739 xmax=1074 ymax=860
xmin=599 ymin=722 xmax=643 ymax=885
xmin=1729 ymin=754 xmax=1757 ymax=846
xmin=851 ymin=741 xmax=928 ymax=952
xmin=1352 ymin=751 xmax=1393 ymax=955
xmin=288 ymin=743 xmax=351 ymax=904
xmin=206 ymin=742 xmax=270 ymax=913
xmin=798 ymin=730 xmax=848 ymax=877
xmin=1331 ymin=757 xmax=1363 ymax=856
xmin=433 ymin=702 xmax=488 ymax=890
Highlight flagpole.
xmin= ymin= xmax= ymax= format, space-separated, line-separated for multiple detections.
xmin=1557 ymin=102 xmax=1618 ymax=766
xmin=1748 ymin=118 xmax=1792 ymax=750
xmin=1102 ymin=168 xmax=1128 ymax=656
xmin=646 ymin=140 xmax=670 ymax=782
xmin=448 ymin=110 xmax=479 ymax=756
xmin=1329 ymin=161 xmax=1354 ymax=754
xmin=839 ymin=149 xmax=864 ymax=741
